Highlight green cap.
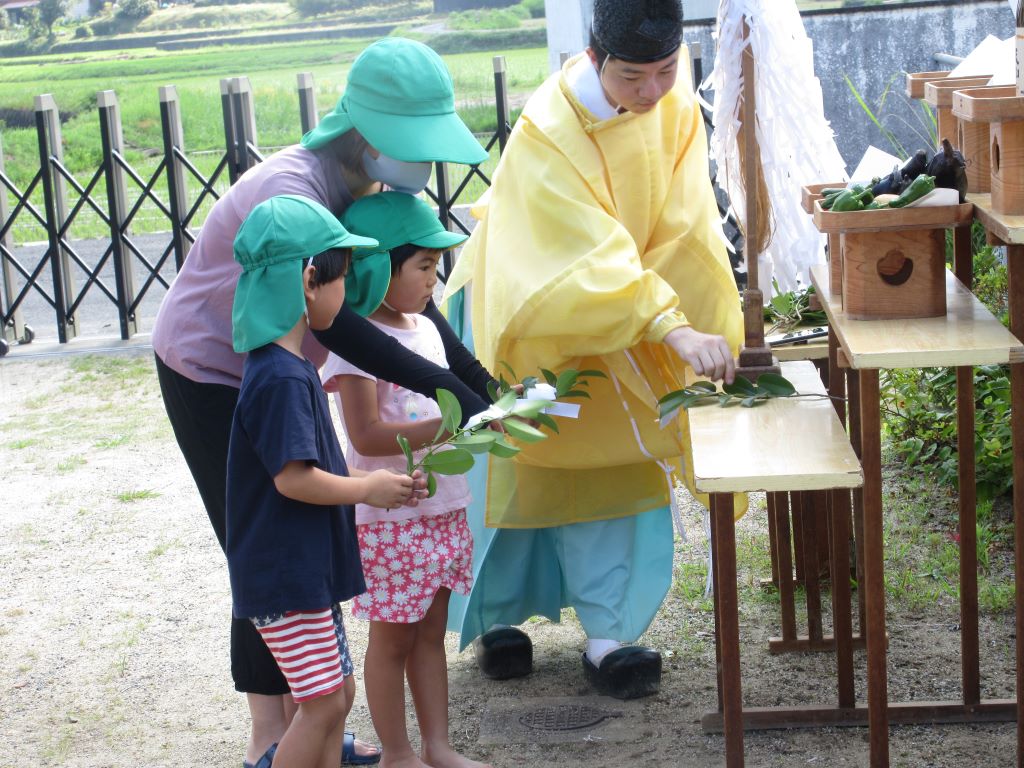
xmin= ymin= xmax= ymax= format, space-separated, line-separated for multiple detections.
xmin=301 ymin=38 xmax=488 ymax=166
xmin=232 ymin=195 xmax=378 ymax=353
xmin=340 ymin=191 xmax=468 ymax=316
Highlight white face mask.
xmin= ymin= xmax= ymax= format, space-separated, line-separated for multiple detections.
xmin=362 ymin=150 xmax=433 ymax=195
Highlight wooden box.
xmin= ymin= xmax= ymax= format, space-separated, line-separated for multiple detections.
xmin=905 ymin=70 xmax=954 ymax=100
xmin=923 ymin=76 xmax=992 ymax=150
xmin=953 ymin=86 xmax=1024 ymax=215
xmin=812 ymin=202 xmax=974 ymax=320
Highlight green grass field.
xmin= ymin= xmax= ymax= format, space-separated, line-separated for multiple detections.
xmin=0 ymin=36 xmax=546 ymax=243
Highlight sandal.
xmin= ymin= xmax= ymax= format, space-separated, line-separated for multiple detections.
xmin=342 ymin=731 xmax=381 ymax=766
xmin=242 ymin=742 xmax=277 ymax=768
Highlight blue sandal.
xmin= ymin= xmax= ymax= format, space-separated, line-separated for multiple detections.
xmin=242 ymin=742 xmax=277 ymax=768
xmin=343 ymin=731 xmax=381 ymax=766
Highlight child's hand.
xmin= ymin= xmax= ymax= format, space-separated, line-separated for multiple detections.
xmin=363 ymin=469 xmax=415 ymax=509
xmin=410 ymin=470 xmax=430 ymax=501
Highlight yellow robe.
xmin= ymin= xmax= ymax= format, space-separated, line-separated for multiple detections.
xmin=443 ymin=52 xmax=744 ymax=529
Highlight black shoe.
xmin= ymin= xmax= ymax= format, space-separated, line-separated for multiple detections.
xmin=582 ymin=645 xmax=662 ymax=699
xmin=473 ymin=627 xmax=533 ymax=680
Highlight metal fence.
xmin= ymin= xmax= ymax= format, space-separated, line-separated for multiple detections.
xmin=0 ymin=57 xmax=513 ymax=357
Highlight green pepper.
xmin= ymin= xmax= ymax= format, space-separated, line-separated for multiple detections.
xmin=829 ymin=186 xmax=874 ymax=212
xmin=887 ymin=174 xmax=935 ymax=208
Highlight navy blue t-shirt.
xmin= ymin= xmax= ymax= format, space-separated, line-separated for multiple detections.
xmin=226 ymin=343 xmax=365 ymax=618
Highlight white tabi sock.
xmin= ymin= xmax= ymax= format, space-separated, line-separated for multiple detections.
xmin=586 ymin=638 xmax=625 ymax=666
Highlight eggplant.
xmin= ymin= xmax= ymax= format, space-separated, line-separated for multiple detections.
xmin=926 ymin=138 xmax=968 ymax=203
xmin=900 ymin=149 xmax=929 ymax=182
xmin=871 ymin=167 xmax=904 ymax=197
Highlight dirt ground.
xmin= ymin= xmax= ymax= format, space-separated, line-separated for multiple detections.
xmin=0 ymin=347 xmax=1018 ymax=768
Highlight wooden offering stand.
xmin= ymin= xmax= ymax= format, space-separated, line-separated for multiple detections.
xmin=905 ymin=69 xmax=956 ymax=99
xmin=801 ymin=182 xmax=846 ymax=300
xmin=812 ymin=201 xmax=974 ymax=320
xmin=954 ymin=86 xmax=1024 ymax=215
xmin=922 ymin=76 xmax=992 ymax=149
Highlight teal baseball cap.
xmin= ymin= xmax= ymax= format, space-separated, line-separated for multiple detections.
xmin=340 ymin=192 xmax=468 ymax=316
xmin=301 ymin=38 xmax=488 ymax=166
xmin=232 ymin=195 xmax=378 ymax=353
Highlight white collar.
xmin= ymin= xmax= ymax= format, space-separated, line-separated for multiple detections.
xmin=566 ymin=56 xmax=620 ymax=121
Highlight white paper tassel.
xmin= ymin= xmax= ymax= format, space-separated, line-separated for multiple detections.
xmin=706 ymin=0 xmax=848 ymax=294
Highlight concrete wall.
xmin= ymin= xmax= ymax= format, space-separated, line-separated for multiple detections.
xmin=545 ymin=0 xmax=1013 ymax=169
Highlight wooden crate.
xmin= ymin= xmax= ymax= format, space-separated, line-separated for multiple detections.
xmin=953 ymin=86 xmax=1024 ymax=215
xmin=812 ymin=202 xmax=974 ymax=320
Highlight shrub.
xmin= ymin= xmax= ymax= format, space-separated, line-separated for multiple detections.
xmin=116 ymin=0 xmax=156 ymax=21
xmin=881 ymin=225 xmax=1012 ymax=499
xmin=73 ymin=23 xmax=92 ymax=37
xmin=448 ymin=8 xmax=524 ymax=31
xmin=0 ymin=8 xmax=8 ymax=29
xmin=519 ymin=0 xmax=543 ymax=18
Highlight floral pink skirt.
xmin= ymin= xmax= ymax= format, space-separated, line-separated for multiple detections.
xmin=352 ymin=509 xmax=473 ymax=623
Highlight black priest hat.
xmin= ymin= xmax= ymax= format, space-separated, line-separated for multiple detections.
xmin=591 ymin=0 xmax=685 ymax=63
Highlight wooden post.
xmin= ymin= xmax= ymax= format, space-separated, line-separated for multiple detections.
xmin=1006 ymin=243 xmax=1024 ymax=766
xmin=98 ymin=90 xmax=138 ymax=340
xmin=230 ymin=76 xmax=259 ymax=176
xmin=160 ymin=85 xmax=191 ymax=272
xmin=735 ymin=18 xmax=779 ymax=378
xmin=435 ymin=161 xmax=454 ymax=280
xmin=493 ymin=56 xmax=510 ymax=154
xmin=35 ymin=93 xmax=77 ymax=343
xmin=0 ymin=132 xmax=27 ymax=346
xmin=297 ymin=72 xmax=317 ymax=137
xmin=219 ymin=78 xmax=239 ymax=185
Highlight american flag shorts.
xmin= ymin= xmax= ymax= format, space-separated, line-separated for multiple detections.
xmin=251 ymin=604 xmax=354 ymax=702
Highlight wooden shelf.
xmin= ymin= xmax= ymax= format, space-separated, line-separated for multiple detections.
xmin=689 ymin=361 xmax=862 ymax=493
xmin=810 ymin=265 xmax=1024 ymax=370
xmin=969 ymin=193 xmax=1024 ymax=244
xmin=906 ymin=70 xmax=956 ymax=100
xmin=923 ymin=77 xmax=995 ymax=108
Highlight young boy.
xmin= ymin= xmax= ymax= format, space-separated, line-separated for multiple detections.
xmin=226 ymin=194 xmax=423 ymax=768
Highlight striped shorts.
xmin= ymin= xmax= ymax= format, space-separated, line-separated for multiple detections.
xmin=251 ymin=604 xmax=354 ymax=703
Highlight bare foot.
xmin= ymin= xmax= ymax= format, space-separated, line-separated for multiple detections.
xmin=421 ymin=744 xmax=492 ymax=768
xmin=351 ymin=737 xmax=381 ymax=761
xmin=381 ymin=752 xmax=432 ymax=768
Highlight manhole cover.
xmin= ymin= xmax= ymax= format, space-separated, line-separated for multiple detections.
xmin=518 ymin=703 xmax=622 ymax=731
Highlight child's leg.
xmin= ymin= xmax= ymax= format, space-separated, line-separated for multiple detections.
xmin=407 ymin=589 xmax=491 ymax=768
xmin=365 ymin=619 xmax=430 ymax=768
xmin=273 ymin=685 xmax=349 ymax=768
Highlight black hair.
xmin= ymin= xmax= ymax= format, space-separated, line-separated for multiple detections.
xmin=305 ymin=247 xmax=351 ymax=287
xmin=589 ymin=31 xmax=611 ymax=68
xmin=387 ymin=242 xmax=441 ymax=275
xmin=313 ymin=128 xmax=373 ymax=188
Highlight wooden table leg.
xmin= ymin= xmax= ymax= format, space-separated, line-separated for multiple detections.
xmin=799 ymin=491 xmax=825 ymax=643
xmin=847 ymin=365 xmax=867 ymax=638
xmin=1006 ymin=244 xmax=1024 ymax=767
xmin=710 ymin=498 xmax=724 ymax=712
xmin=771 ymin=491 xmax=798 ymax=644
xmin=859 ymin=368 xmax=889 ymax=767
xmin=957 ymin=363 xmax=980 ymax=706
xmin=830 ymin=486 xmax=856 ymax=708
xmin=712 ymin=492 xmax=744 ymax=767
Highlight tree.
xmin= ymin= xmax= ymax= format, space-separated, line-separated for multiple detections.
xmin=36 ymin=0 xmax=68 ymax=37
xmin=116 ymin=0 xmax=155 ymax=20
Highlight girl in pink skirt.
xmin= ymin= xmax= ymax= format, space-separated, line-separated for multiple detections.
xmin=323 ymin=192 xmax=493 ymax=768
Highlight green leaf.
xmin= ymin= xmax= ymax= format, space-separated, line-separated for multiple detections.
xmin=534 ymin=413 xmax=559 ymax=433
xmin=436 ymin=388 xmax=462 ymax=435
xmin=521 ymin=375 xmax=538 ymax=391
xmin=576 ymin=369 xmax=607 ymax=379
xmin=555 ymin=369 xmax=578 ymax=397
xmin=452 ymin=431 xmax=498 ymax=454
xmin=426 ymin=472 xmax=437 ymax=498
xmin=498 ymin=360 xmax=518 ymax=380
xmin=540 ymin=368 xmax=557 ymax=387
xmin=723 ymin=377 xmax=757 ymax=397
xmin=690 ymin=380 xmax=717 ymax=392
xmin=396 ymin=434 xmax=414 ymax=474
xmin=510 ymin=398 xmax=549 ymax=419
xmin=755 ymin=373 xmax=796 ymax=397
xmin=741 ymin=396 xmax=757 ymax=408
xmin=562 ymin=389 xmax=590 ymax=399
xmin=502 ymin=417 xmax=547 ymax=443
xmin=423 ymin=448 xmax=475 ymax=475
xmin=488 ymin=438 xmax=520 ymax=458
xmin=486 ymin=380 xmax=501 ymax=403
xmin=494 ymin=390 xmax=517 ymax=413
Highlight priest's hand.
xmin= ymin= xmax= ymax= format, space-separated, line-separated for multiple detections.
xmin=664 ymin=326 xmax=735 ymax=384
